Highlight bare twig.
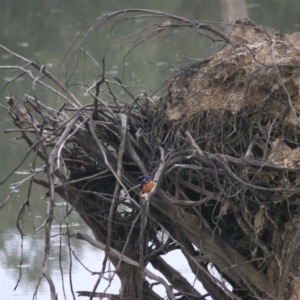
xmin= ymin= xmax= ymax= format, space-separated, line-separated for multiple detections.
xmin=68 ymin=230 xmax=176 ymax=300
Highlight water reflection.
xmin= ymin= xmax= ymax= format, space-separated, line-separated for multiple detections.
xmin=1 ymin=199 xmax=112 ymax=299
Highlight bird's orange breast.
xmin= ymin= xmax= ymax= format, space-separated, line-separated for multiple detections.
xmin=142 ymin=181 xmax=154 ymax=193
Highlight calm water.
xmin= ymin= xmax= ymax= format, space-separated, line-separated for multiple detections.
xmin=0 ymin=0 xmax=299 ymax=299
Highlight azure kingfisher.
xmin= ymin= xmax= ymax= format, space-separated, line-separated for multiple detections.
xmin=140 ymin=175 xmax=154 ymax=194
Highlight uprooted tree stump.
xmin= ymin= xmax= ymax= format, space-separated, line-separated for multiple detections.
xmin=3 ymin=10 xmax=300 ymax=300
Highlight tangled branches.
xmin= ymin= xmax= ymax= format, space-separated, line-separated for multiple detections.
xmin=3 ymin=10 xmax=300 ymax=300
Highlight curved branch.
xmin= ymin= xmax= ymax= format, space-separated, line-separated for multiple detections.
xmin=67 ymin=230 xmax=176 ymax=300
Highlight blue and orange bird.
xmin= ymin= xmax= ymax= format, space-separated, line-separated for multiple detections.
xmin=140 ymin=175 xmax=154 ymax=194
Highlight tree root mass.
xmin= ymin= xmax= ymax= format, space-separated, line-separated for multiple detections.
xmin=3 ymin=13 xmax=300 ymax=300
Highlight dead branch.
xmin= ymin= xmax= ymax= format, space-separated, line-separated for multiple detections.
xmin=3 ymin=11 xmax=300 ymax=300
xmin=68 ymin=230 xmax=176 ymax=300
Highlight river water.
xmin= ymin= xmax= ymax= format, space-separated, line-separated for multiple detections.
xmin=0 ymin=1 xmax=299 ymax=299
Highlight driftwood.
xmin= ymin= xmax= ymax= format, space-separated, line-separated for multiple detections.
xmin=2 ymin=10 xmax=300 ymax=300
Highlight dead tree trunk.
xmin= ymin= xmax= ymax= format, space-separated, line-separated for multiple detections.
xmin=2 ymin=10 xmax=300 ymax=300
